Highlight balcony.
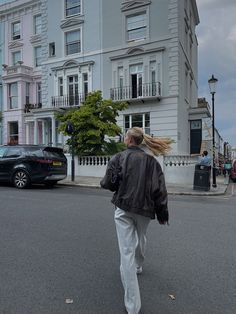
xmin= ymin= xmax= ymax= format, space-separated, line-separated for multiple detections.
xmin=110 ymin=82 xmax=161 ymax=102
xmin=2 ymin=64 xmax=33 ymax=78
xmin=24 ymin=103 xmax=42 ymax=113
xmin=51 ymin=94 xmax=85 ymax=108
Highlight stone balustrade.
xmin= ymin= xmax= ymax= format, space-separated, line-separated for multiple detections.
xmin=66 ymin=154 xmax=200 ymax=185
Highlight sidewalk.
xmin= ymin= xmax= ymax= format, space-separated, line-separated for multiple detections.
xmin=59 ymin=175 xmax=229 ymax=196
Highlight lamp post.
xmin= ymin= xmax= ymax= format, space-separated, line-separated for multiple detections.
xmin=208 ymin=74 xmax=218 ymax=188
xmin=66 ymin=122 xmax=75 ymax=182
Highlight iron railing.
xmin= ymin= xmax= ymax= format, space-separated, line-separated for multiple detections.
xmin=51 ymin=93 xmax=85 ymax=108
xmin=110 ymin=82 xmax=161 ymax=101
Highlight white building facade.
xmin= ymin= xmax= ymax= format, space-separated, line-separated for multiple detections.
xmin=0 ymin=0 xmax=201 ymax=155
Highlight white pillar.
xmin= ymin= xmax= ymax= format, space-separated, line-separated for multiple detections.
xmin=34 ymin=119 xmax=38 ymax=144
xmin=42 ymin=120 xmax=46 ymax=145
xmin=51 ymin=116 xmax=56 ymax=146
xmin=25 ymin=123 xmax=29 ymax=144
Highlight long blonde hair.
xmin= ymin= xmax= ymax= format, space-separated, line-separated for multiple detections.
xmin=126 ymin=127 xmax=172 ymax=156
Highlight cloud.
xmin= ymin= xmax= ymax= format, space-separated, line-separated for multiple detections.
xmin=196 ymin=0 xmax=236 ymax=147
xmin=227 ymin=25 xmax=236 ymax=41
xmin=197 ymin=0 xmax=236 ymax=10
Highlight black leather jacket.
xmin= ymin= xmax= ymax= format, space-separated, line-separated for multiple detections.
xmin=101 ymin=146 xmax=168 ymax=221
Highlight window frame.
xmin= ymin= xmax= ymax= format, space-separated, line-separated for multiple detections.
xmin=37 ymin=82 xmax=42 ymax=104
xmin=58 ymin=77 xmax=64 ymax=96
xmin=25 ymin=82 xmax=30 ymax=105
xmin=33 ymin=14 xmax=42 ymax=35
xmin=8 ymin=82 xmax=18 ymax=109
xmin=65 ymin=29 xmax=81 ymax=55
xmin=82 ymin=72 xmax=88 ymax=97
xmin=12 ymin=21 xmax=21 ymax=40
xmin=65 ymin=0 xmax=81 ymax=17
xmin=124 ymin=112 xmax=150 ymax=135
xmin=8 ymin=122 xmax=19 ymax=145
xmin=49 ymin=42 xmax=55 ymax=57
xmin=126 ymin=12 xmax=147 ymax=42
xmin=34 ymin=46 xmax=42 ymax=67
xmin=12 ymin=50 xmax=21 ymax=65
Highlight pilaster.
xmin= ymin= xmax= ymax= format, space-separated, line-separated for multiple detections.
xmin=168 ymin=0 xmax=179 ymax=96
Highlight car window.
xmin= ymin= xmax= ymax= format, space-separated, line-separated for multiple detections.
xmin=0 ymin=147 xmax=7 ymax=158
xmin=5 ymin=147 xmax=22 ymax=158
xmin=24 ymin=147 xmax=44 ymax=157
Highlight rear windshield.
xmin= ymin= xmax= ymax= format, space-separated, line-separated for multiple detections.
xmin=43 ymin=147 xmax=65 ymax=159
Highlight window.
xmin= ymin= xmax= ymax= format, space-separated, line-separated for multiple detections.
xmin=68 ymin=75 xmax=78 ymax=105
xmin=37 ymin=83 xmax=42 ymax=104
xmin=0 ymin=147 xmax=7 ymax=158
xmin=12 ymin=21 xmax=20 ymax=40
xmin=58 ymin=77 xmax=63 ymax=96
xmin=65 ymin=30 xmax=81 ymax=55
xmin=82 ymin=73 xmax=88 ymax=97
xmin=65 ymin=0 xmax=81 ymax=17
xmin=49 ymin=42 xmax=55 ymax=57
xmin=12 ymin=51 xmax=21 ymax=65
xmin=130 ymin=64 xmax=143 ymax=98
xmin=26 ymin=83 xmax=30 ymax=104
xmin=34 ymin=15 xmax=42 ymax=34
xmin=5 ymin=146 xmax=21 ymax=157
xmin=34 ymin=46 xmax=42 ymax=67
xmin=127 ymin=13 xmax=146 ymax=41
xmin=124 ymin=113 xmax=150 ymax=134
xmin=9 ymin=83 xmax=18 ymax=109
xmin=185 ymin=68 xmax=189 ymax=101
xmin=190 ymin=120 xmax=202 ymax=154
xmin=8 ymin=122 xmax=19 ymax=145
xmin=118 ymin=67 xmax=124 ymax=88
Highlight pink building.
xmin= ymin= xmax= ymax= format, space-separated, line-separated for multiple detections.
xmin=1 ymin=0 xmax=42 ymax=144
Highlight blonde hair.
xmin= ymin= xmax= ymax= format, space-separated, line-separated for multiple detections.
xmin=126 ymin=127 xmax=172 ymax=156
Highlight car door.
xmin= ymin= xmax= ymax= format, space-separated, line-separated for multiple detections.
xmin=0 ymin=147 xmax=22 ymax=181
xmin=0 ymin=147 xmax=8 ymax=179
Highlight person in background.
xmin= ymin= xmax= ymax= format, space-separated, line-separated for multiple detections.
xmin=198 ymin=150 xmax=211 ymax=166
xmin=224 ymin=161 xmax=232 ymax=176
xmin=100 ymin=127 xmax=172 ymax=314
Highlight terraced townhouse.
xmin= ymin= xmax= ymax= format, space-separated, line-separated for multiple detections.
xmin=0 ymin=0 xmax=205 ymax=155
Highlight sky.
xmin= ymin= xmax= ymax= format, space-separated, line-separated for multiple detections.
xmin=0 ymin=0 xmax=235 ymax=147
xmin=196 ymin=0 xmax=236 ymax=148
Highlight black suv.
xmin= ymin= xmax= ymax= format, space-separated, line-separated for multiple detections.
xmin=0 ymin=145 xmax=67 ymax=188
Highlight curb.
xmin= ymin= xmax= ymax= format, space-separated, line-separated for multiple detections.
xmin=58 ymin=181 xmax=227 ymax=196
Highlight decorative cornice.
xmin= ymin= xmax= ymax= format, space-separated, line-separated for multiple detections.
xmin=51 ymin=60 xmax=94 ymax=72
xmin=0 ymin=0 xmax=40 ymax=20
xmin=60 ymin=16 xmax=84 ymax=30
xmin=8 ymin=41 xmax=24 ymax=49
xmin=110 ymin=46 xmax=165 ymax=61
xmin=121 ymin=0 xmax=151 ymax=12
xmin=127 ymin=47 xmax=145 ymax=54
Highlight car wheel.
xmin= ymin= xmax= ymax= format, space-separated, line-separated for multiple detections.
xmin=13 ymin=170 xmax=30 ymax=189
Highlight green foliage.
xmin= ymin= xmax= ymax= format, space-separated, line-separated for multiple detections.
xmin=102 ymin=140 xmax=126 ymax=155
xmin=56 ymin=91 xmax=128 ymax=155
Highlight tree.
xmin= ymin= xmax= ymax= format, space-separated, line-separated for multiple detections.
xmin=56 ymin=91 xmax=128 ymax=155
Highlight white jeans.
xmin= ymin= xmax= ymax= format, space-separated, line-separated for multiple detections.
xmin=114 ymin=207 xmax=151 ymax=314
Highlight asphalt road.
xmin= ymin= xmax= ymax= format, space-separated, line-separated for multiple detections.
xmin=0 ymin=183 xmax=235 ymax=314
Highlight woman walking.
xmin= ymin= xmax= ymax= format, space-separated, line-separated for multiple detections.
xmin=100 ymin=127 xmax=171 ymax=314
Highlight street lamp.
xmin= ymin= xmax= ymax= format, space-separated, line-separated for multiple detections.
xmin=66 ymin=122 xmax=75 ymax=182
xmin=208 ymin=74 xmax=218 ymax=188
